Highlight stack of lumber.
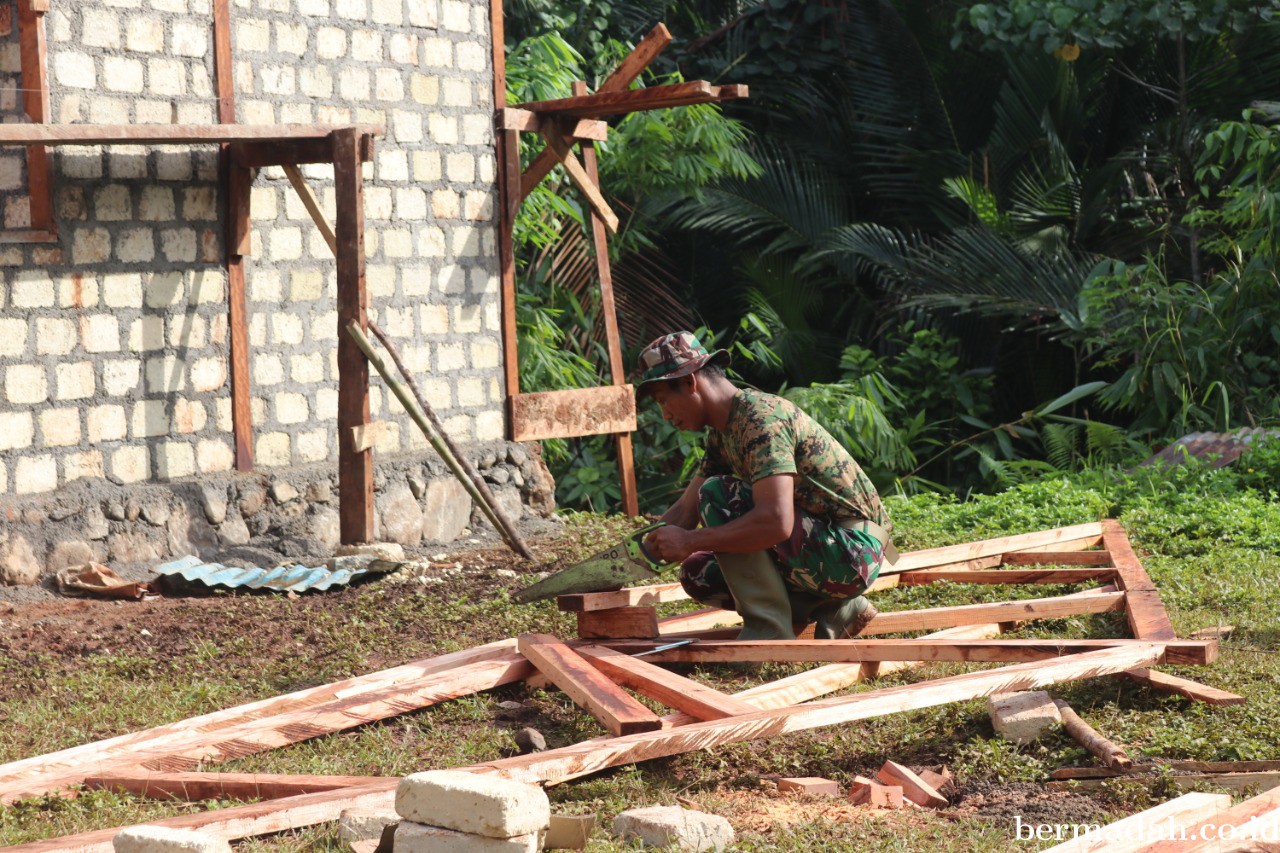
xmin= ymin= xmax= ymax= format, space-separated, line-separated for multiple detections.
xmin=0 ymin=522 xmax=1240 ymax=851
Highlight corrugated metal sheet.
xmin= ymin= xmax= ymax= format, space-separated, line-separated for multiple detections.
xmin=1141 ymin=428 xmax=1280 ymax=469
xmin=155 ymin=555 xmax=393 ymax=592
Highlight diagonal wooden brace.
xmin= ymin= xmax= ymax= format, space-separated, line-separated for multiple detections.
xmin=283 ymin=164 xmax=337 ymax=257
xmin=537 ymin=121 xmax=619 ymax=233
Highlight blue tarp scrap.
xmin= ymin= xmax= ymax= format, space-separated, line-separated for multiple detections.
xmin=155 ymin=555 xmax=396 ymax=593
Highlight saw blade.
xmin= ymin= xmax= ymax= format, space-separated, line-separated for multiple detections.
xmin=512 ymin=523 xmax=666 ymax=604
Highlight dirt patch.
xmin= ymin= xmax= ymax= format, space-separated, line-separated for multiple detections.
xmin=950 ymin=779 xmax=1116 ymax=827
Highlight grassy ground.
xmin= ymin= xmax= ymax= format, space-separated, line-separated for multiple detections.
xmin=1 ymin=459 xmax=1278 ymax=850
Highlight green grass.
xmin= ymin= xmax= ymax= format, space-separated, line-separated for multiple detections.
xmin=2 ymin=458 xmax=1279 ymax=850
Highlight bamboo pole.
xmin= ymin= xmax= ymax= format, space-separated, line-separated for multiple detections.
xmin=346 ymin=321 xmax=535 ymax=560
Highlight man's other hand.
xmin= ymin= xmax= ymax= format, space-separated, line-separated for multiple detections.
xmin=645 ymin=525 xmax=697 ymax=564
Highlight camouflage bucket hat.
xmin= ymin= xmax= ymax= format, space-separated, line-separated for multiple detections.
xmin=632 ymin=331 xmax=731 ymax=394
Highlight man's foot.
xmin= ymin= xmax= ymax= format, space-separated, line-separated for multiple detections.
xmin=814 ymin=596 xmax=878 ymax=639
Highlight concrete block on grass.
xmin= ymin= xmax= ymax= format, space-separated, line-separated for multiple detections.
xmin=339 ymin=806 xmax=399 ymax=843
xmin=544 ymin=814 xmax=594 ymax=849
xmin=395 ymin=770 xmax=549 ymax=839
xmin=987 ymin=690 xmax=1062 ymax=744
xmin=612 ymin=806 xmax=734 ymax=852
xmin=113 ymin=826 xmax=231 ymax=852
xmin=393 ymin=821 xmax=540 ymax=852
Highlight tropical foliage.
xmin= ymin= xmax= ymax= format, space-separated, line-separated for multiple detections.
xmin=502 ymin=0 xmax=1280 ymax=512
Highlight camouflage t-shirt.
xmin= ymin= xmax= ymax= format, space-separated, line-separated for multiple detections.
xmin=699 ymin=388 xmax=891 ymax=529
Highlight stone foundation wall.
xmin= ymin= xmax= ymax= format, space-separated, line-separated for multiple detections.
xmin=0 ymin=442 xmax=554 ymax=587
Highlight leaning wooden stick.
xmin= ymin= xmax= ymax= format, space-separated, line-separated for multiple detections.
xmin=1053 ymin=698 xmax=1133 ymax=770
xmin=346 ymin=321 xmax=534 ymax=560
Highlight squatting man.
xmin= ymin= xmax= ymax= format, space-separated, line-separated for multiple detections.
xmin=632 ymin=331 xmax=898 ymax=641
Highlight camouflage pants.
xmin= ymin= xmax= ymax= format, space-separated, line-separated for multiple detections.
xmin=679 ymin=475 xmax=885 ymax=611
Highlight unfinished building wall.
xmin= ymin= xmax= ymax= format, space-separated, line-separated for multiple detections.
xmin=0 ymin=0 xmax=504 ymax=494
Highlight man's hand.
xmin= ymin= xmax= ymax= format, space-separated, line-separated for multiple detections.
xmin=644 ymin=525 xmax=699 ymax=565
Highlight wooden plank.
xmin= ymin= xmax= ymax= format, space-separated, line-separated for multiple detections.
xmin=1002 ymin=551 xmax=1113 ymax=565
xmin=510 ymin=386 xmax=637 ymax=441
xmin=349 ymin=420 xmax=394 ymax=453
xmin=518 ymin=23 xmax=671 ymax=197
xmin=898 ymin=568 xmax=1117 ymax=585
xmin=577 ymin=606 xmax=660 ymax=639
xmin=1046 ymin=773 xmax=1280 ymax=794
xmin=517 ymin=634 xmax=663 ymax=737
xmin=657 ymin=607 xmax=740 ymax=635
xmin=334 ymin=127 xmax=374 ymax=545
xmin=575 ymin=81 xmax=638 ymax=516
xmin=777 ymin=777 xmax=840 ymax=796
xmin=559 ymin=582 xmax=688 ymax=612
xmin=861 ymin=589 xmax=1126 ymax=635
xmin=876 ymin=760 xmax=947 ymax=808
xmin=16 ymin=1 xmax=53 ymax=234
xmin=578 ymin=646 xmax=757 ymax=720
xmin=226 ymin=163 xmax=252 ymax=257
xmin=1134 ymin=785 xmax=1280 ymax=852
xmin=887 ymin=523 xmax=1104 ymax=573
xmin=232 ymin=138 xmax=361 ymax=167
xmin=4 ymin=781 xmax=399 ymax=852
xmin=1041 ymin=791 xmax=1232 ymax=853
xmin=498 ymin=125 xmax=521 ymax=405
xmin=85 ymin=771 xmax=391 ymax=802
xmin=226 ymin=259 xmax=253 ymax=472
xmin=1121 ymin=668 xmax=1246 ymax=706
xmin=283 ymin=163 xmax=338 ymax=256
xmin=0 ymin=640 xmax=518 ymax=803
xmin=607 ymin=638 xmax=1213 ymax=667
xmin=0 ymin=123 xmax=383 ymax=146
xmin=496 ymin=109 xmax=608 ymax=140
xmin=213 ymin=0 xmax=235 ymax=124
xmin=536 ymin=122 xmax=619 ymax=233
xmin=514 ymin=81 xmax=746 ymax=118
xmin=464 ymin=644 xmax=1165 ymax=786
xmin=1102 ymin=519 xmax=1177 ymax=641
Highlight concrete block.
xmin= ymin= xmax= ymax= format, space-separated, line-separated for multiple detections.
xmin=612 ymin=806 xmax=734 ymax=852
xmin=395 ymin=770 xmax=549 ymax=839
xmin=393 ymin=821 xmax=539 ymax=852
xmin=987 ymin=690 xmax=1062 ymax=744
xmin=338 ymin=806 xmax=399 ymax=843
xmin=113 ymin=826 xmax=231 ymax=852
xmin=544 ymin=815 xmax=594 ymax=850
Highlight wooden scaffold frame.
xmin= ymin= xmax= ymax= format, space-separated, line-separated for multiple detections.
xmin=0 ymin=520 xmax=1249 ymax=851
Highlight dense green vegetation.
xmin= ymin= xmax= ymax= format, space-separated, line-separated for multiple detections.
xmin=503 ymin=0 xmax=1280 ymax=512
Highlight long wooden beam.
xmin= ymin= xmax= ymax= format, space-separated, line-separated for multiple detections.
xmin=283 ymin=164 xmax=338 ymax=257
xmin=1002 ymin=550 xmax=1113 ymax=565
xmin=16 ymin=0 xmax=53 ymax=235
xmin=599 ymin=638 xmax=1214 ymax=667
xmin=897 ymin=568 xmax=1117 ymax=585
xmin=518 ymin=635 xmax=663 ymax=736
xmin=0 ymin=123 xmax=383 ymax=146
xmin=536 ymin=122 xmax=619 ymax=233
xmin=232 ymin=136 xmax=374 ymax=167
xmin=519 ymin=22 xmax=671 ymax=198
xmin=463 ymin=644 xmax=1165 ymax=786
xmin=1102 ymin=520 xmax=1177 ymax=641
xmin=1040 ymin=792 xmax=1232 ymax=853
xmin=860 ymin=589 xmax=1126 ymax=635
xmin=1121 ymin=668 xmax=1246 ymax=706
xmin=0 ymin=641 xmax=524 ymax=804
xmin=514 ymin=81 xmax=748 ymax=119
xmin=85 ymin=771 xmax=391 ymax=803
xmin=3 ymin=780 xmax=399 ymax=853
xmin=1131 ymin=784 xmax=1280 ymax=852
xmin=888 ymin=522 xmax=1104 ymax=573
xmin=578 ymin=646 xmax=757 ymax=721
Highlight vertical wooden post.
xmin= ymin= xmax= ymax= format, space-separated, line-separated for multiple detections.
xmin=213 ymin=0 xmax=254 ymax=471
xmin=490 ymin=0 xmax=521 ymax=415
xmin=574 ymin=82 xmax=639 ymax=516
xmin=334 ymin=128 xmax=374 ymax=544
xmin=16 ymin=1 xmax=53 ymax=235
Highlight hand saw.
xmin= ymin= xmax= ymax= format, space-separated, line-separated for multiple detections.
xmin=512 ymin=522 xmax=672 ymax=604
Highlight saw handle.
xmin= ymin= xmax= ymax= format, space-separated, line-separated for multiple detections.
xmin=629 ymin=522 xmax=669 ymax=569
